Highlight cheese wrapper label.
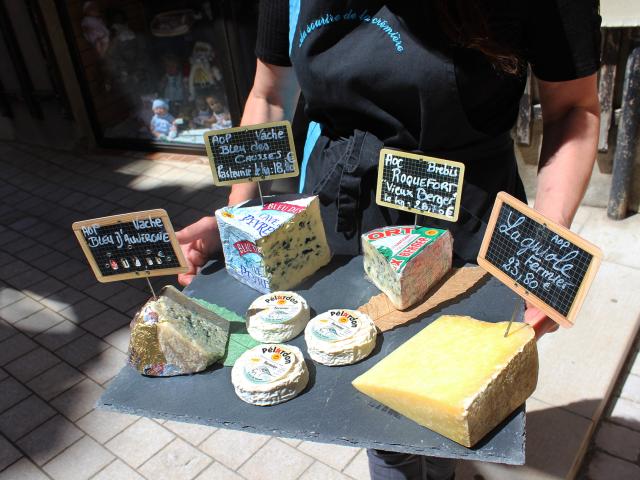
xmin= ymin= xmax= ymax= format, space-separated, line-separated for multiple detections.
xmin=253 ymin=293 xmax=302 ymax=324
xmin=309 ymin=310 xmax=360 ymax=342
xmin=241 ymin=346 xmax=296 ymax=384
xmin=364 ymin=226 xmax=447 ymax=272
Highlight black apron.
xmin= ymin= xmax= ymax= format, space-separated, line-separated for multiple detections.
xmin=290 ymin=2 xmax=527 ymax=262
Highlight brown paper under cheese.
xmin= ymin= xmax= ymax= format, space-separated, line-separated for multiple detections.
xmin=358 ymin=267 xmax=488 ymax=332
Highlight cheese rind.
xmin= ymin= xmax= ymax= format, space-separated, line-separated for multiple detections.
xmin=305 ymin=309 xmax=377 ymax=366
xmin=231 ymin=344 xmax=309 ymax=406
xmin=352 ymin=315 xmax=538 ymax=447
xmin=246 ymin=291 xmax=310 ymax=343
xmin=362 ymin=226 xmax=452 ymax=310
xmin=216 ymin=195 xmax=331 ymax=293
xmin=128 ymin=287 xmax=229 ymax=377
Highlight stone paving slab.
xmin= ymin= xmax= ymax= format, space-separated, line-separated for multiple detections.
xmin=0 ymin=142 xmax=637 ymax=479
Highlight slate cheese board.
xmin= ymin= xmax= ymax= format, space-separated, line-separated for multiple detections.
xmin=98 ymin=255 xmax=528 ymax=464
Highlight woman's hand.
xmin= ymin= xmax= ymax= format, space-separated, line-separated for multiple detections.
xmin=175 ymin=216 xmax=222 ymax=286
xmin=524 ymin=303 xmax=559 ymax=340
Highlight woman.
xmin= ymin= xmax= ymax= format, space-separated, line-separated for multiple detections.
xmin=177 ymin=1 xmax=601 ymax=478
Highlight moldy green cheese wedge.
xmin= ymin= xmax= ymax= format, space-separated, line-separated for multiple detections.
xmin=352 ymin=315 xmax=538 ymax=447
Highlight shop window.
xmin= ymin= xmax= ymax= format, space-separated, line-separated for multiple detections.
xmin=58 ymin=0 xmax=257 ymax=151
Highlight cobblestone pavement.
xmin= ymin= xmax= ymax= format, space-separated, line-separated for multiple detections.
xmin=576 ymin=337 xmax=640 ymax=480
xmin=0 ymin=141 xmax=637 ymax=479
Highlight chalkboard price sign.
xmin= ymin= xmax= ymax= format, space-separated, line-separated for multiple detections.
xmin=72 ymin=209 xmax=188 ymax=283
xmin=477 ymin=192 xmax=602 ymax=327
xmin=376 ymin=148 xmax=465 ymax=222
xmin=204 ymin=121 xmax=299 ymax=186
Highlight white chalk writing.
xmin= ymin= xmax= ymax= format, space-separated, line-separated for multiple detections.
xmin=498 ymin=211 xmax=577 ymax=292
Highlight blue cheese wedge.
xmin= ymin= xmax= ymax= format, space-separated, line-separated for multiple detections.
xmin=304 ymin=309 xmax=377 ymax=366
xmin=128 ymin=286 xmax=229 ymax=377
xmin=216 ymin=195 xmax=331 ymax=293
xmin=246 ymin=291 xmax=310 ymax=343
xmin=362 ymin=226 xmax=453 ymax=310
xmin=231 ymin=344 xmax=309 ymax=405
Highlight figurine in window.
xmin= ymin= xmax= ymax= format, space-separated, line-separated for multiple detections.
xmin=81 ymin=1 xmax=110 ymax=57
xmin=188 ymin=42 xmax=222 ymax=101
xmin=103 ymin=8 xmax=140 ymax=88
xmin=206 ymin=95 xmax=232 ymax=129
xmin=191 ymin=95 xmax=213 ymax=128
xmin=109 ymin=10 xmax=135 ymax=43
xmin=159 ymin=54 xmax=186 ymax=115
xmin=149 ymin=99 xmax=177 ymax=140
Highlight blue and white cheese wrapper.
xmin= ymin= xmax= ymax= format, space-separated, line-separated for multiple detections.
xmin=215 ymin=195 xmax=331 ymax=293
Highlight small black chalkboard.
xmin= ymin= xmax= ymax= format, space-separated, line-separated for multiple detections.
xmin=478 ymin=192 xmax=602 ymax=327
xmin=204 ymin=121 xmax=299 ymax=186
xmin=72 ymin=209 xmax=188 ymax=283
xmin=376 ymin=148 xmax=465 ymax=222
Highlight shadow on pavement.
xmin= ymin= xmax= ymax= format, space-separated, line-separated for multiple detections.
xmin=0 ymin=142 xmax=229 ymax=472
xmin=457 ymin=399 xmax=640 ymax=480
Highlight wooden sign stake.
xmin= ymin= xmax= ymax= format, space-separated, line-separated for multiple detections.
xmin=504 ymin=305 xmax=517 ymax=338
xmin=145 ymin=275 xmax=157 ymax=300
xmin=257 ymin=181 xmax=265 ymax=206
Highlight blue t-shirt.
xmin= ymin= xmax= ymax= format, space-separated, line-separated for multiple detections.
xmin=150 ymin=113 xmax=175 ymax=136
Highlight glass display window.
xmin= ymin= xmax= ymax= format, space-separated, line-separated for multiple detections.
xmin=58 ymin=0 xmax=257 ymax=151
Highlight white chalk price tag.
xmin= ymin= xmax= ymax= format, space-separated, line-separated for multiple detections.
xmin=204 ymin=121 xmax=299 ymax=186
xmin=477 ymin=192 xmax=602 ymax=327
xmin=72 ymin=209 xmax=188 ymax=283
xmin=376 ymin=148 xmax=465 ymax=222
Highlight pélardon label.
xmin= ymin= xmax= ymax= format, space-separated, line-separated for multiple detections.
xmin=264 ymin=294 xmax=299 ymax=305
xmin=312 ymin=311 xmax=359 ymax=342
xmin=243 ymin=345 xmax=294 ymax=384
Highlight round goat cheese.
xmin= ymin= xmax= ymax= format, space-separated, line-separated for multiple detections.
xmin=305 ymin=309 xmax=377 ymax=366
xmin=231 ymin=344 xmax=309 ymax=406
xmin=246 ymin=292 xmax=310 ymax=343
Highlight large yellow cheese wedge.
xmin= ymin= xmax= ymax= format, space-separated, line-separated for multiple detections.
xmin=352 ymin=315 xmax=538 ymax=447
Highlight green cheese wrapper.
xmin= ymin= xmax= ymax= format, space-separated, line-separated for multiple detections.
xmin=193 ymin=298 xmax=260 ymax=366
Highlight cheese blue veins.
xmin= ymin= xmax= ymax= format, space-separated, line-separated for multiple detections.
xmin=216 ymin=196 xmax=331 ymax=294
xmin=127 ymin=287 xmax=228 ymax=377
xmin=362 ymin=226 xmax=453 ymax=310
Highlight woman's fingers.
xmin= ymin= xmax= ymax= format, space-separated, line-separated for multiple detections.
xmin=187 ymin=248 xmax=210 ymax=270
xmin=176 ymin=216 xmax=217 ymax=245
xmin=176 ymin=217 xmax=221 ymax=284
xmin=178 ymin=271 xmax=196 ymax=286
